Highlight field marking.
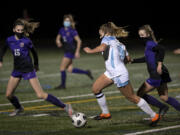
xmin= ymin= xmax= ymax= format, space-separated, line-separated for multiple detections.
xmin=1 ymin=88 xmax=180 ymax=113
xmin=32 ymin=114 xmax=49 ymax=117
xmin=124 ymin=125 xmax=180 ymax=135
xmin=0 ymin=95 xmax=125 ymax=113
xmin=0 ymin=87 xmax=180 ymax=108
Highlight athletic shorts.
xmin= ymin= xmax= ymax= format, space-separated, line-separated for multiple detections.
xmin=104 ymin=72 xmax=129 ymax=88
xmin=64 ymin=52 xmax=75 ymax=59
xmin=11 ymin=70 xmax=36 ymax=80
xmin=147 ymin=71 xmax=172 ymax=87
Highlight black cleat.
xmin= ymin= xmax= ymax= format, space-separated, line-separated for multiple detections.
xmin=54 ymin=85 xmax=66 ymax=90
xmin=159 ymin=105 xmax=169 ymax=118
xmin=86 ymin=70 xmax=94 ymax=80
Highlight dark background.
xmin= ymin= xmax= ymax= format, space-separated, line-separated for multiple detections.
xmin=0 ymin=1 xmax=179 ymax=41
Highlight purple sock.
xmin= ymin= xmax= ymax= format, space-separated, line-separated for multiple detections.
xmin=166 ymin=97 xmax=180 ymax=111
xmin=143 ymin=94 xmax=166 ymax=109
xmin=72 ymin=68 xmax=88 ymax=74
xmin=9 ymin=96 xmax=21 ymax=109
xmin=61 ymin=71 xmax=66 ymax=87
xmin=46 ymin=94 xmax=65 ymax=108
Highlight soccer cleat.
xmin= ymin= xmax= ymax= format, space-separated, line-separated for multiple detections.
xmin=159 ymin=105 xmax=169 ymax=118
xmin=64 ymin=104 xmax=74 ymax=117
xmin=9 ymin=107 xmax=24 ymax=116
xmin=149 ymin=113 xmax=160 ymax=127
xmin=86 ymin=70 xmax=94 ymax=80
xmin=94 ymin=113 xmax=111 ymax=120
xmin=54 ymin=85 xmax=66 ymax=90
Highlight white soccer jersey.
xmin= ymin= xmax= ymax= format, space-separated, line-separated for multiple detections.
xmin=101 ymin=36 xmax=129 ymax=79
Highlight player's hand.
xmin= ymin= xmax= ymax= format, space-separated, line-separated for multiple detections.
xmin=174 ymin=49 xmax=180 ymax=54
xmin=75 ymin=52 xmax=80 ymax=59
xmin=157 ymin=64 xmax=162 ymax=75
xmin=0 ymin=62 xmax=3 ymax=68
xmin=56 ymin=42 xmax=62 ymax=48
xmin=83 ymin=47 xmax=91 ymax=53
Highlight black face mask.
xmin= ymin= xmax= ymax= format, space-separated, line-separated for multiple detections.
xmin=15 ymin=32 xmax=24 ymax=39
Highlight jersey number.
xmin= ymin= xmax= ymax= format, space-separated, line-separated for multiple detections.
xmin=14 ymin=49 xmax=21 ymax=56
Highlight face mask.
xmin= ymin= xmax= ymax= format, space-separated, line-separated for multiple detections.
xmin=140 ymin=37 xmax=151 ymax=43
xmin=15 ymin=32 xmax=24 ymax=39
xmin=63 ymin=21 xmax=71 ymax=27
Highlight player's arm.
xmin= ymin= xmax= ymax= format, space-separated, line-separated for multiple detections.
xmin=131 ymin=56 xmax=146 ymax=63
xmin=152 ymin=45 xmax=165 ymax=74
xmin=74 ymin=35 xmax=82 ymax=58
xmin=83 ymin=44 xmax=107 ymax=54
xmin=56 ymin=34 xmax=62 ymax=48
xmin=0 ymin=43 xmax=8 ymax=68
xmin=30 ymin=46 xmax=39 ymax=71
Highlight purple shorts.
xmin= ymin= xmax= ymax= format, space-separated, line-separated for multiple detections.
xmin=11 ymin=70 xmax=36 ymax=80
xmin=146 ymin=78 xmax=161 ymax=87
xmin=64 ymin=52 xmax=75 ymax=59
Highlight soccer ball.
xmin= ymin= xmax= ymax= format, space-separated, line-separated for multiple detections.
xmin=71 ymin=112 xmax=87 ymax=128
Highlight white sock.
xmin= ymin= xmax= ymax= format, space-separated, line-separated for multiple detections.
xmin=137 ymin=98 xmax=156 ymax=118
xmin=95 ymin=92 xmax=109 ymax=114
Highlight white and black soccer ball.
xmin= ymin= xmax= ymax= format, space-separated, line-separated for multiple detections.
xmin=71 ymin=112 xmax=87 ymax=128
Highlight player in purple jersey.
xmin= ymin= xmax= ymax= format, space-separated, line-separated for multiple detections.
xmin=131 ymin=25 xmax=180 ymax=118
xmin=54 ymin=14 xmax=93 ymax=89
xmin=0 ymin=19 xmax=73 ymax=117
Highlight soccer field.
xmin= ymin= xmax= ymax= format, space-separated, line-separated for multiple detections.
xmin=0 ymin=41 xmax=180 ymax=135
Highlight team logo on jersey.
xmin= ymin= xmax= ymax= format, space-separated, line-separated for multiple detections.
xmin=20 ymin=42 xmax=24 ymax=47
xmin=66 ymin=32 xmax=70 ymax=36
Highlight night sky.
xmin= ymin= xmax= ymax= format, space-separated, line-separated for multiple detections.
xmin=0 ymin=1 xmax=179 ymax=39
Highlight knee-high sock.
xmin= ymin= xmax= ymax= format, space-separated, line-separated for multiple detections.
xmin=72 ymin=68 xmax=88 ymax=74
xmin=95 ymin=92 xmax=109 ymax=114
xmin=9 ymin=96 xmax=21 ymax=109
xmin=137 ymin=98 xmax=156 ymax=118
xmin=143 ymin=94 xmax=166 ymax=109
xmin=46 ymin=94 xmax=65 ymax=108
xmin=60 ymin=71 xmax=66 ymax=87
xmin=166 ymin=97 xmax=180 ymax=111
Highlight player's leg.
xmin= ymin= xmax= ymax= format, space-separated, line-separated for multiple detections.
xmin=158 ymin=83 xmax=180 ymax=111
xmin=118 ymin=82 xmax=160 ymax=126
xmin=6 ymin=76 xmax=23 ymax=116
xmin=137 ymin=81 xmax=168 ymax=115
xmin=67 ymin=63 xmax=93 ymax=80
xmin=29 ymin=77 xmax=73 ymax=117
xmin=93 ymin=74 xmax=113 ymax=120
xmin=55 ymin=57 xmax=72 ymax=89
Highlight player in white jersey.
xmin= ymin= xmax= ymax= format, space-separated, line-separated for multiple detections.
xmin=84 ymin=22 xmax=160 ymax=126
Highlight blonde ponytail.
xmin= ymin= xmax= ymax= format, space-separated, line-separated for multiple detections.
xmin=100 ymin=22 xmax=128 ymax=38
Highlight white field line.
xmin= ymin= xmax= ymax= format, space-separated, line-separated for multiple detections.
xmin=32 ymin=113 xmax=49 ymax=117
xmin=0 ymin=83 xmax=180 ymax=107
xmin=124 ymin=125 xmax=180 ymax=135
xmin=0 ymin=90 xmax=121 ymax=107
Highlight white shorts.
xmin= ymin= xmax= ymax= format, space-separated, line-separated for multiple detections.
xmin=104 ymin=72 xmax=129 ymax=88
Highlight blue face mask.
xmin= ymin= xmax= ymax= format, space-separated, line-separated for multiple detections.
xmin=63 ymin=21 xmax=71 ymax=27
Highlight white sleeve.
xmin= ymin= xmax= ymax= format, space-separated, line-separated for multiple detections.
xmin=101 ymin=37 xmax=109 ymax=45
xmin=124 ymin=45 xmax=129 ymax=56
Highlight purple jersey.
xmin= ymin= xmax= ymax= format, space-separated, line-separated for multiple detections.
xmin=6 ymin=36 xmax=34 ymax=72
xmin=58 ymin=27 xmax=78 ymax=53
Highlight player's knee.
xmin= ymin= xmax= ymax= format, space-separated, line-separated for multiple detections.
xmin=160 ymin=95 xmax=168 ymax=102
